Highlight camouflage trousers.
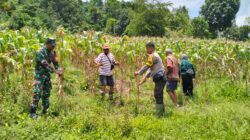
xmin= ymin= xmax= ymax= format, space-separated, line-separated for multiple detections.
xmin=30 ymin=73 xmax=52 ymax=113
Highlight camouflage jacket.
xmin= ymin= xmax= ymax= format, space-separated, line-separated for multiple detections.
xmin=35 ymin=47 xmax=60 ymax=76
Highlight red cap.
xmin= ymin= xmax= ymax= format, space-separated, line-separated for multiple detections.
xmin=102 ymin=44 xmax=110 ymax=49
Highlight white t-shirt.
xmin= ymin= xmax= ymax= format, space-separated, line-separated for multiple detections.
xmin=95 ymin=53 xmax=115 ymax=76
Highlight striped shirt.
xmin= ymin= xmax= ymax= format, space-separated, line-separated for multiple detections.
xmin=95 ymin=53 xmax=115 ymax=76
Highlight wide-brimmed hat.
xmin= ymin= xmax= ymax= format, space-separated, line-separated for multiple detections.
xmin=102 ymin=44 xmax=110 ymax=49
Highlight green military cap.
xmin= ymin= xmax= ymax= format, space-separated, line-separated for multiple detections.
xmin=46 ymin=38 xmax=57 ymax=47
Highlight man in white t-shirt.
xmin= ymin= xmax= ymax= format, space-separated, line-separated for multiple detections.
xmin=95 ymin=44 xmax=119 ymax=100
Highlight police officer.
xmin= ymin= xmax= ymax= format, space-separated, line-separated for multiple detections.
xmin=135 ymin=42 xmax=166 ymax=117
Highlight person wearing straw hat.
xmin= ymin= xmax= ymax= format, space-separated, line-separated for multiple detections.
xmin=165 ymin=48 xmax=179 ymax=106
xmin=135 ymin=42 xmax=166 ymax=117
xmin=95 ymin=44 xmax=119 ymax=101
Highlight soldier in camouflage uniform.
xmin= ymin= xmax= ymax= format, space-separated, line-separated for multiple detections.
xmin=30 ymin=38 xmax=63 ymax=119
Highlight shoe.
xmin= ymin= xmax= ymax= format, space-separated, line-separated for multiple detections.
xmin=30 ymin=106 xmax=38 ymax=119
xmin=42 ymin=109 xmax=47 ymax=115
xmin=30 ymin=113 xmax=38 ymax=119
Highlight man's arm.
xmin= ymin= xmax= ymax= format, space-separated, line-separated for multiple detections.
xmin=135 ymin=54 xmax=154 ymax=76
xmin=138 ymin=70 xmax=151 ymax=86
xmin=52 ymin=51 xmax=60 ymax=70
xmin=111 ymin=54 xmax=120 ymax=65
xmin=138 ymin=65 xmax=150 ymax=75
xmin=95 ymin=54 xmax=103 ymax=66
xmin=52 ymin=51 xmax=63 ymax=75
xmin=37 ymin=51 xmax=55 ymax=73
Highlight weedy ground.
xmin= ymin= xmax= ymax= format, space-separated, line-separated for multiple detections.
xmin=0 ymin=64 xmax=249 ymax=140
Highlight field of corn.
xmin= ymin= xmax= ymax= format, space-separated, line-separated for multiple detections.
xmin=0 ymin=27 xmax=250 ymax=139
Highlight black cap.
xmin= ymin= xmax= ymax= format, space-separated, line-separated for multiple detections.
xmin=46 ymin=38 xmax=57 ymax=47
xmin=146 ymin=42 xmax=155 ymax=49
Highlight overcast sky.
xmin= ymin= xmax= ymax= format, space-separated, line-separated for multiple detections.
xmin=166 ymin=0 xmax=250 ymax=26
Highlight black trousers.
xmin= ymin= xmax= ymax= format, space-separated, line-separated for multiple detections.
xmin=154 ymin=79 xmax=166 ymax=104
xmin=181 ymin=75 xmax=193 ymax=97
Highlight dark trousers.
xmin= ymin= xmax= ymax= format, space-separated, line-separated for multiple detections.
xmin=181 ymin=75 xmax=193 ymax=97
xmin=154 ymin=79 xmax=166 ymax=104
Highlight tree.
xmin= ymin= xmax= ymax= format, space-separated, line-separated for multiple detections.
xmin=0 ymin=0 xmax=16 ymax=15
xmin=105 ymin=18 xmax=117 ymax=35
xmin=44 ymin=0 xmax=87 ymax=32
xmin=103 ymin=0 xmax=130 ymax=35
xmin=191 ymin=17 xmax=210 ymax=39
xmin=125 ymin=1 xmax=171 ymax=36
xmin=223 ymin=26 xmax=250 ymax=41
xmin=245 ymin=17 xmax=250 ymax=25
xmin=83 ymin=0 xmax=105 ymax=31
xmin=1 ymin=0 xmax=89 ymax=31
xmin=201 ymin=0 xmax=240 ymax=33
xmin=7 ymin=0 xmax=39 ymax=29
xmin=104 ymin=0 xmax=122 ymax=18
xmin=238 ymin=26 xmax=250 ymax=41
xmin=115 ymin=8 xmax=130 ymax=35
xmin=9 ymin=10 xmax=31 ymax=29
xmin=168 ymin=6 xmax=192 ymax=35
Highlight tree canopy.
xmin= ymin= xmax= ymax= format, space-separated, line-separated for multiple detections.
xmin=0 ymin=0 xmax=249 ymax=41
xmin=201 ymin=0 xmax=240 ymax=32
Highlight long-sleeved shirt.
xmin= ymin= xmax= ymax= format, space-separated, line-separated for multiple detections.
xmin=35 ymin=47 xmax=60 ymax=76
xmin=180 ymin=59 xmax=195 ymax=78
xmin=95 ymin=52 xmax=116 ymax=76
xmin=138 ymin=52 xmax=164 ymax=78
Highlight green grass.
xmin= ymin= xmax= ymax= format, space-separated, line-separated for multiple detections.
xmin=0 ymin=66 xmax=250 ymax=140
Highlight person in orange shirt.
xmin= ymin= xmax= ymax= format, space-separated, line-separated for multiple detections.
xmin=165 ymin=49 xmax=179 ymax=106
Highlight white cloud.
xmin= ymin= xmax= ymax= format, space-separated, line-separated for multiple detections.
xmin=164 ymin=0 xmax=205 ymax=17
xmin=88 ymin=0 xmax=250 ymax=26
xmin=166 ymin=0 xmax=204 ymax=9
xmin=236 ymin=0 xmax=250 ymax=26
xmin=160 ymin=0 xmax=250 ymax=26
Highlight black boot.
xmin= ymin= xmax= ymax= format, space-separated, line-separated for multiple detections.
xmin=42 ymin=104 xmax=49 ymax=115
xmin=42 ymin=110 xmax=47 ymax=114
xmin=30 ymin=106 xmax=38 ymax=119
xmin=42 ymin=109 xmax=48 ymax=115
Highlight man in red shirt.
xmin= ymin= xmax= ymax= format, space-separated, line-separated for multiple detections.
xmin=165 ymin=49 xmax=179 ymax=106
